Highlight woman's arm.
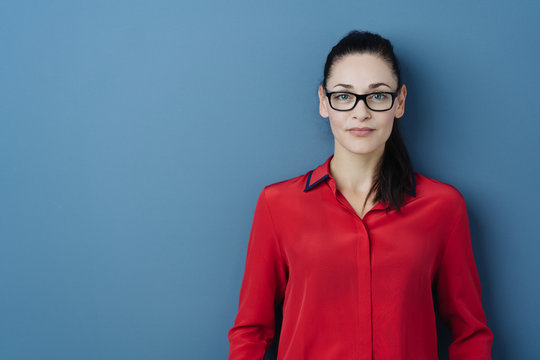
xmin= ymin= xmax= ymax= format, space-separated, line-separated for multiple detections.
xmin=435 ymin=194 xmax=494 ymax=360
xmin=228 ymin=187 xmax=288 ymax=360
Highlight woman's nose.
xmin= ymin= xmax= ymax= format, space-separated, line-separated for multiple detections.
xmin=351 ymin=98 xmax=371 ymax=119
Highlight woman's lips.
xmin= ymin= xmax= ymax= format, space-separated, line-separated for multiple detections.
xmin=348 ymin=128 xmax=374 ymax=136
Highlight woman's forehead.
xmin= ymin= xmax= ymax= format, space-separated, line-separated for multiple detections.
xmin=328 ymin=53 xmax=397 ymax=90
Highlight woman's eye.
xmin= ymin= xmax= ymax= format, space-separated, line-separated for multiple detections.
xmin=368 ymin=92 xmax=388 ymax=101
xmin=334 ymin=93 xmax=351 ymax=102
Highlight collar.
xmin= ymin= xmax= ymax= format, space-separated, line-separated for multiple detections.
xmin=303 ymin=153 xmax=417 ymax=198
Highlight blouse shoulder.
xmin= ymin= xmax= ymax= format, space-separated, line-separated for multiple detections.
xmin=414 ymin=172 xmax=467 ymax=209
xmin=260 ymin=169 xmax=312 ymax=205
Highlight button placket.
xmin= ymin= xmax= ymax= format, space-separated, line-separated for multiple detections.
xmin=330 ymin=183 xmax=374 ymax=359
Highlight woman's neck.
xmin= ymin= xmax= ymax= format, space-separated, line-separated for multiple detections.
xmin=330 ymin=144 xmax=384 ymax=194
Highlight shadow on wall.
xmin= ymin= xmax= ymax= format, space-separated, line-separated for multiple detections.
xmin=264 ymin=302 xmax=282 ymax=359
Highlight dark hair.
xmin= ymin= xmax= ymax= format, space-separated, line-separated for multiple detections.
xmin=322 ymin=30 xmax=414 ymax=214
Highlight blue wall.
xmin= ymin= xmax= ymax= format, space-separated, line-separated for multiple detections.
xmin=1 ymin=1 xmax=538 ymax=359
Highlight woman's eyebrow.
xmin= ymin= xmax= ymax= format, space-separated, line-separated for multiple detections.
xmin=368 ymin=82 xmax=392 ymax=89
xmin=332 ymin=82 xmax=392 ymax=90
xmin=332 ymin=83 xmax=354 ymax=89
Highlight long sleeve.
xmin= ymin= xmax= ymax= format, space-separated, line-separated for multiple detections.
xmin=228 ymin=187 xmax=288 ymax=360
xmin=435 ymin=195 xmax=494 ymax=360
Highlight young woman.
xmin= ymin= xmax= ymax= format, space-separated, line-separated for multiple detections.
xmin=228 ymin=30 xmax=493 ymax=359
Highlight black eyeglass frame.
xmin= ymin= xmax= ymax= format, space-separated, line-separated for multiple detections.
xmin=325 ymin=90 xmax=399 ymax=112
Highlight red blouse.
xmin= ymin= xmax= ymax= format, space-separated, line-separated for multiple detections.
xmin=228 ymin=154 xmax=493 ymax=359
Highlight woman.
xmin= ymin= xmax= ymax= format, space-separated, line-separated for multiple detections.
xmin=228 ymin=30 xmax=493 ymax=359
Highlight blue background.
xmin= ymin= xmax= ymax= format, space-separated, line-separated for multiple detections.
xmin=1 ymin=1 xmax=538 ymax=359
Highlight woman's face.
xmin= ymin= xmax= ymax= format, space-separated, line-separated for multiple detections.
xmin=318 ymin=53 xmax=407 ymax=157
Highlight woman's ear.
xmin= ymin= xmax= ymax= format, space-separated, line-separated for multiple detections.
xmin=395 ymin=84 xmax=407 ymax=119
xmin=318 ymin=85 xmax=329 ymax=118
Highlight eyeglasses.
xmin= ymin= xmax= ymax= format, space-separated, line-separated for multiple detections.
xmin=325 ymin=90 xmax=398 ymax=112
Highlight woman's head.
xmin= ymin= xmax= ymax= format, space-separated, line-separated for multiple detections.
xmin=318 ymin=31 xmax=407 ymax=158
